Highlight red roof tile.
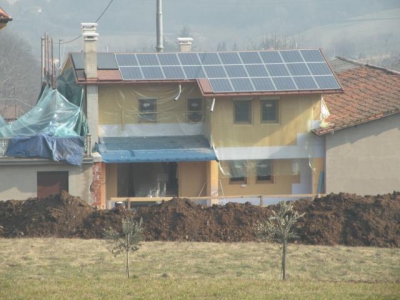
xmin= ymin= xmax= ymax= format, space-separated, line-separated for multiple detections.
xmin=314 ymin=58 xmax=400 ymax=135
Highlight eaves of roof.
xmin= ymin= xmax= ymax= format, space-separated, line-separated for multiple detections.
xmin=313 ymin=58 xmax=400 ymax=136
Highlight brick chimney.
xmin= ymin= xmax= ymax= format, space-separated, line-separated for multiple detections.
xmin=177 ymin=37 xmax=193 ymax=52
xmin=81 ymin=23 xmax=99 ymax=79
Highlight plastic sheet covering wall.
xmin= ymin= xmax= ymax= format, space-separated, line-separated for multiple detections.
xmin=0 ymin=86 xmax=87 ymax=138
xmin=97 ymin=81 xmax=326 ymax=195
xmin=98 ymin=83 xmax=209 ymax=138
xmin=0 ymin=115 xmax=6 ymax=128
xmin=57 ymin=67 xmax=84 ymax=107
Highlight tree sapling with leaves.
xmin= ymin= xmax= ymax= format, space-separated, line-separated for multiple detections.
xmin=104 ymin=217 xmax=143 ymax=278
xmin=256 ymin=201 xmax=304 ymax=280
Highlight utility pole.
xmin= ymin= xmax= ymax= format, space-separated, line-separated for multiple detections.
xmin=156 ymin=0 xmax=164 ymax=52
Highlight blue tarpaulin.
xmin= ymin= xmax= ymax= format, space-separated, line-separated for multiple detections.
xmin=6 ymin=134 xmax=84 ymax=166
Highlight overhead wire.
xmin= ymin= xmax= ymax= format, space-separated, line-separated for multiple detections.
xmin=57 ymin=0 xmax=114 ymax=45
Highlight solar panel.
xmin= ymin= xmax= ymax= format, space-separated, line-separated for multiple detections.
xmin=219 ymin=52 xmax=242 ymax=64
xmin=286 ymin=63 xmax=310 ymax=76
xmin=272 ymin=77 xmax=297 ymax=90
xmin=183 ymin=66 xmax=206 ymax=79
xmin=115 ymin=54 xmax=138 ymax=66
xmin=120 ymin=67 xmax=143 ymax=80
xmin=209 ymin=79 xmax=233 ymax=92
xmin=251 ymin=78 xmax=276 ymax=91
xmin=315 ymin=75 xmax=341 ymax=89
xmin=280 ymin=50 xmax=303 ymax=63
xmin=245 ymin=64 xmax=269 ymax=77
xmin=162 ymin=66 xmax=185 ymax=79
xmin=293 ymin=76 xmax=318 ymax=90
xmin=199 ymin=52 xmax=221 ymax=65
xmin=204 ymin=66 xmax=227 ymax=78
xmin=266 ymin=64 xmax=290 ymax=76
xmin=136 ymin=54 xmax=159 ymax=66
xmin=259 ymin=51 xmax=283 ymax=64
xmin=224 ymin=65 xmax=248 ymax=78
xmin=301 ymin=50 xmax=325 ymax=62
xmin=178 ymin=53 xmax=201 ymax=65
xmin=158 ymin=53 xmax=180 ymax=66
xmin=141 ymin=66 xmax=164 ymax=79
xmin=308 ymin=63 xmax=332 ymax=75
xmin=239 ymin=52 xmax=262 ymax=64
xmin=113 ymin=49 xmax=341 ymax=93
xmin=230 ymin=78 xmax=254 ymax=91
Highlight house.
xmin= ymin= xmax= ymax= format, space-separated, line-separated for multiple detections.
xmin=0 ymin=86 xmax=94 ymax=203
xmin=55 ymin=23 xmax=342 ymax=207
xmin=0 ymin=22 xmax=342 ymax=206
xmin=313 ymin=57 xmax=400 ymax=195
xmin=0 ymin=7 xmax=12 ymax=30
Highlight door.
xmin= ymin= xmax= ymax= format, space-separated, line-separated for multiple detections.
xmin=37 ymin=171 xmax=69 ymax=198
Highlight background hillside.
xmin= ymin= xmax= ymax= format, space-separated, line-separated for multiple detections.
xmin=1 ymin=0 xmax=399 ymax=110
xmin=2 ymin=0 xmax=400 ymax=61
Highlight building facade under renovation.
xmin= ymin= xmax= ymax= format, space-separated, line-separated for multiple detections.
xmin=0 ymin=23 xmax=344 ymax=207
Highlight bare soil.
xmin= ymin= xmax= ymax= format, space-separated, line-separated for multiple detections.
xmin=0 ymin=191 xmax=399 ymax=247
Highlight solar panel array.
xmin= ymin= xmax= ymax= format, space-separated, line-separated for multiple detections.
xmin=115 ymin=50 xmax=341 ymax=93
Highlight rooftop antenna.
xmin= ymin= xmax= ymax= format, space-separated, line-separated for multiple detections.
xmin=156 ymin=0 xmax=164 ymax=52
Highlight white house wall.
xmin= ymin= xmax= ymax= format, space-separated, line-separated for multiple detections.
xmin=0 ymin=162 xmax=93 ymax=201
xmin=325 ymin=113 xmax=400 ymax=195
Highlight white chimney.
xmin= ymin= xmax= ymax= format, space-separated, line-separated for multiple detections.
xmin=177 ymin=37 xmax=193 ymax=52
xmin=81 ymin=23 xmax=98 ymax=79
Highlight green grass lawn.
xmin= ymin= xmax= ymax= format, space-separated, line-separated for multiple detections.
xmin=0 ymin=239 xmax=399 ymax=299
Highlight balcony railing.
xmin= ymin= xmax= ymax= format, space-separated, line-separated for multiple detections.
xmin=0 ymin=135 xmax=92 ymax=158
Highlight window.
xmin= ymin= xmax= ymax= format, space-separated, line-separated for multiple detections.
xmin=261 ymin=99 xmax=279 ymax=123
xmin=234 ymin=100 xmax=252 ymax=124
xmin=37 ymin=171 xmax=68 ymax=199
xmin=229 ymin=160 xmax=247 ymax=184
xmin=256 ymin=160 xmax=273 ymax=182
xmin=187 ymin=98 xmax=203 ymax=122
xmin=139 ymin=99 xmax=157 ymax=122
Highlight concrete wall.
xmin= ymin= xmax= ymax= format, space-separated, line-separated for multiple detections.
xmin=0 ymin=162 xmax=92 ymax=201
xmin=325 ymin=114 xmax=400 ymax=195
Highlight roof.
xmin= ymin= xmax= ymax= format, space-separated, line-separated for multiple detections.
xmin=314 ymin=57 xmax=400 ymax=136
xmin=97 ymin=135 xmax=217 ymax=163
xmin=69 ymin=49 xmax=343 ymax=96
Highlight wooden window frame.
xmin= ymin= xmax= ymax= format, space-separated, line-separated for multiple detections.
xmin=229 ymin=160 xmax=248 ymax=184
xmin=187 ymin=98 xmax=203 ymax=122
xmin=260 ymin=99 xmax=280 ymax=124
xmin=256 ymin=160 xmax=274 ymax=183
xmin=233 ymin=100 xmax=252 ymax=124
xmin=139 ymin=98 xmax=157 ymax=123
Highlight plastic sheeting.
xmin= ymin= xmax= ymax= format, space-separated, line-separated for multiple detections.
xmin=0 ymin=86 xmax=88 ymax=138
xmin=95 ymin=80 xmax=328 ymax=196
xmin=0 ymin=115 xmax=6 ymax=128
xmin=6 ymin=134 xmax=84 ymax=166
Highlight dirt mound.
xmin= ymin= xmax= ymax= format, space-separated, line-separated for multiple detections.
xmin=138 ymin=199 xmax=271 ymax=242
xmin=0 ymin=192 xmax=399 ymax=247
xmin=0 ymin=191 xmax=94 ymax=237
xmin=296 ymin=192 xmax=400 ymax=247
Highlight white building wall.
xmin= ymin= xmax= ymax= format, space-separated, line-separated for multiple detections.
xmin=325 ymin=114 xmax=400 ymax=195
xmin=0 ymin=161 xmax=93 ymax=202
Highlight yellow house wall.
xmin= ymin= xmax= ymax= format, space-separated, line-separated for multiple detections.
xmin=178 ymin=161 xmax=207 ymax=197
xmin=210 ymin=95 xmax=321 ymax=147
xmin=98 ymin=83 xmax=204 ymax=125
xmin=219 ymin=159 xmax=300 ymax=196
